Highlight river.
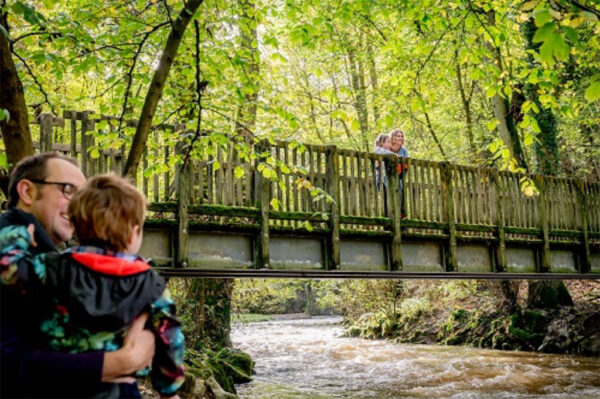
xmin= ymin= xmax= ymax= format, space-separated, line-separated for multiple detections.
xmin=231 ymin=316 xmax=600 ymax=399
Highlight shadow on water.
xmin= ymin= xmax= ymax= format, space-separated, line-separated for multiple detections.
xmin=232 ymin=316 xmax=600 ymax=399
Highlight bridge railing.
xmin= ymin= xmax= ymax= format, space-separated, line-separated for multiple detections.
xmin=30 ymin=111 xmax=600 ymax=234
xmin=29 ymin=110 xmax=599 ymax=273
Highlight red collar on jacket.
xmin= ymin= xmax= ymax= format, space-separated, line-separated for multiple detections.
xmin=71 ymin=252 xmax=151 ymax=276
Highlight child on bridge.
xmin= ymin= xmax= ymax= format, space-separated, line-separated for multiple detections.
xmin=374 ymin=133 xmax=397 ymax=191
xmin=0 ymin=174 xmax=185 ymax=399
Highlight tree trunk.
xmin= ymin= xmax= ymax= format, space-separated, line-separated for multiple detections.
xmin=0 ymin=3 xmax=34 ymax=193
xmin=304 ymin=281 xmax=316 ymax=316
xmin=520 ymin=19 xmax=573 ymax=307
xmin=123 ymin=0 xmax=205 ymax=177
xmin=196 ymin=0 xmax=260 ymax=349
xmin=527 ymin=280 xmax=573 ymax=309
xmin=302 ymin=70 xmax=325 ymax=143
xmin=347 ymin=47 xmax=369 ymax=151
xmin=485 ymin=11 xmax=529 ymax=171
xmin=185 ymin=279 xmax=233 ymax=349
xmin=454 ymin=48 xmax=476 ymax=156
xmin=366 ymin=41 xmax=379 ymax=129
xmin=234 ymin=0 xmax=259 ymax=137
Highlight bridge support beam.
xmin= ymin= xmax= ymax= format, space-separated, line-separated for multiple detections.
xmin=386 ymin=156 xmax=403 ymax=271
xmin=577 ymin=181 xmax=591 ymax=273
xmin=493 ymin=171 xmax=507 ymax=271
xmin=441 ymin=163 xmax=457 ymax=271
xmin=175 ymin=142 xmax=191 ymax=268
xmin=254 ymin=140 xmax=270 ymax=269
xmin=535 ymin=176 xmax=551 ymax=273
xmin=326 ymin=146 xmax=340 ymax=270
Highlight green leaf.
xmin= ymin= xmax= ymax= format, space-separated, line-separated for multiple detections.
xmin=532 ymin=22 xmax=555 ymax=43
xmin=539 ymin=40 xmax=554 ymax=64
xmin=562 ymin=26 xmax=578 ymax=44
xmin=410 ymin=97 xmax=424 ymax=112
xmin=534 ymin=9 xmax=552 ymax=27
xmin=530 ymin=118 xmax=541 ymax=133
xmin=302 ymin=220 xmax=313 ymax=232
xmin=584 ymin=82 xmax=600 ymax=102
xmin=12 ymin=1 xmax=47 ymax=27
xmin=553 ymin=34 xmax=570 ymax=60
xmin=234 ymin=166 xmax=245 ymax=179
xmin=0 ymin=152 xmax=7 ymax=169
xmin=0 ymin=109 xmax=9 ymax=122
xmin=270 ymin=198 xmax=281 ymax=211
xmin=485 ymin=86 xmax=497 ymax=98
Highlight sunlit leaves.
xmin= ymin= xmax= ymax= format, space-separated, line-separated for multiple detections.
xmin=584 ymin=79 xmax=600 ymax=102
xmin=11 ymin=1 xmax=47 ymax=28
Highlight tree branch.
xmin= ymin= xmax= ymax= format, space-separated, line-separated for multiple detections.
xmin=163 ymin=0 xmax=174 ymax=28
xmin=183 ymin=20 xmax=208 ymax=166
xmin=11 ymin=50 xmax=56 ymax=115
xmin=117 ymin=21 xmax=168 ymax=135
xmin=359 ymin=14 xmax=387 ymax=41
xmin=569 ymin=0 xmax=600 ymax=18
xmin=123 ymin=0 xmax=206 ymax=177
xmin=204 ymin=106 xmax=257 ymax=138
xmin=12 ymin=31 xmax=61 ymax=43
xmin=415 ymin=10 xmax=470 ymax=83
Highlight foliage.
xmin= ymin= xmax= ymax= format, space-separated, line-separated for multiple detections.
xmin=232 ymin=278 xmax=340 ymax=315
xmin=2 ymin=0 xmax=598 ymax=186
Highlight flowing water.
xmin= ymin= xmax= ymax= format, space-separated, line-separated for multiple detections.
xmin=231 ymin=316 xmax=600 ymax=399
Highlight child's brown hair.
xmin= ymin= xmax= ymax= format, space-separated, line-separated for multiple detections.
xmin=68 ymin=173 xmax=146 ymax=252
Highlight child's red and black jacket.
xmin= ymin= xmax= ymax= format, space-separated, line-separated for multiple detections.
xmin=0 ymin=225 xmax=185 ymax=398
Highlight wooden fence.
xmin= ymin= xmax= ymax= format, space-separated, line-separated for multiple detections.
xmin=30 ymin=111 xmax=600 ymax=273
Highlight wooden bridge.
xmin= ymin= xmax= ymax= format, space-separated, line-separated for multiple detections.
xmin=24 ymin=111 xmax=600 ymax=279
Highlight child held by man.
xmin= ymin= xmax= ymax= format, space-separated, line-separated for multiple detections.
xmin=0 ymin=174 xmax=185 ymax=399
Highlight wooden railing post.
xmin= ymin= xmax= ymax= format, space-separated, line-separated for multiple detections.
xmin=254 ymin=140 xmax=270 ymax=269
xmin=535 ymin=175 xmax=551 ymax=272
xmin=39 ymin=113 xmax=53 ymax=152
xmin=441 ymin=162 xmax=457 ymax=271
xmin=326 ymin=145 xmax=340 ymax=270
xmin=62 ymin=110 xmax=78 ymax=158
xmin=577 ymin=181 xmax=591 ymax=273
xmin=80 ymin=111 xmax=95 ymax=176
xmin=493 ymin=170 xmax=507 ymax=272
xmin=175 ymin=141 xmax=190 ymax=268
xmin=385 ymin=155 xmax=403 ymax=271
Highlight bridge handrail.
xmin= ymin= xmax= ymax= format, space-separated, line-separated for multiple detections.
xmin=27 ymin=110 xmax=599 ymax=272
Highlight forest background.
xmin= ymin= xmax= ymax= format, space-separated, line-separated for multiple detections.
xmin=1 ymin=0 xmax=599 ymax=395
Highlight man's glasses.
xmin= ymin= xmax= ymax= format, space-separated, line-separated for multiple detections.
xmin=30 ymin=179 xmax=78 ymax=200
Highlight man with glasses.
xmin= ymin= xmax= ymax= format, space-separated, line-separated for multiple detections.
xmin=0 ymin=153 xmax=156 ymax=398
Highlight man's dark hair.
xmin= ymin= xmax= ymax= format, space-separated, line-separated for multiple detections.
xmin=7 ymin=153 xmax=80 ymax=208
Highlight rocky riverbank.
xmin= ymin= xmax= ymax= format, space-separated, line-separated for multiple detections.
xmin=344 ymin=280 xmax=600 ymax=357
xmin=140 ymin=347 xmax=254 ymax=399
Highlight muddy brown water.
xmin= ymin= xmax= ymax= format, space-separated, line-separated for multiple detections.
xmin=232 ymin=316 xmax=600 ymax=399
